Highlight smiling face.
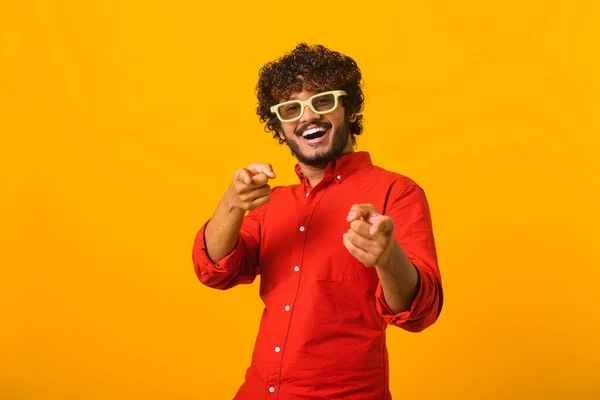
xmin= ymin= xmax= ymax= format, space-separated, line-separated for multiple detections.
xmin=277 ymin=87 xmax=355 ymax=167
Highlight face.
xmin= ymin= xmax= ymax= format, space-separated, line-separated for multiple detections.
xmin=277 ymin=88 xmax=354 ymax=167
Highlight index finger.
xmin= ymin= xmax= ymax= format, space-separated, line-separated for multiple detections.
xmin=369 ymin=216 xmax=394 ymax=236
xmin=247 ymin=163 xmax=276 ymax=179
xmin=250 ymin=173 xmax=270 ymax=186
xmin=346 ymin=204 xmax=379 ymax=222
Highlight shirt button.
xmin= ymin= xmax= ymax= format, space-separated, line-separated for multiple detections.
xmin=285 ymin=305 xmax=290 ymax=311
xmin=269 ymin=387 xmax=275 ymax=393
xmin=294 ymin=266 xmax=300 ymax=272
xmin=336 ymin=175 xmax=342 ymax=180
xmin=299 ymin=226 xmax=305 ymax=232
xmin=275 ymin=346 xmax=281 ymax=352
xmin=306 ymin=192 xmax=310 ymax=197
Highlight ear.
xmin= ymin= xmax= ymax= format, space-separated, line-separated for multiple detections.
xmin=349 ymin=113 xmax=357 ymax=123
xmin=277 ymin=130 xmax=286 ymax=141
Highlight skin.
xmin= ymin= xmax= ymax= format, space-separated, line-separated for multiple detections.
xmin=277 ymin=89 xmax=354 ymax=173
xmin=204 ymin=87 xmax=419 ymax=313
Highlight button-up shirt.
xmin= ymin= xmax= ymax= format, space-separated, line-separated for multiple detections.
xmin=193 ymin=152 xmax=443 ymax=399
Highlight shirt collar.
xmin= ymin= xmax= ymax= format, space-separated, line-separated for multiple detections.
xmin=294 ymin=151 xmax=372 ymax=186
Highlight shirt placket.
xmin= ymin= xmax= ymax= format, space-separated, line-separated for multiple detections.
xmin=263 ymin=183 xmax=327 ymax=398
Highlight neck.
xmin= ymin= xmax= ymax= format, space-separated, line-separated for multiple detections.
xmin=299 ymin=163 xmax=326 ymax=187
xmin=299 ymin=148 xmax=355 ymax=187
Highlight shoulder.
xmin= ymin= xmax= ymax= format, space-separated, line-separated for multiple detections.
xmin=364 ymin=166 xmax=432 ymax=217
xmin=366 ymin=164 xmax=422 ymax=191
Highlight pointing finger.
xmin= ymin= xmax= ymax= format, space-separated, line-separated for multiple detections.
xmin=248 ymin=163 xmax=276 ymax=179
xmin=369 ymin=216 xmax=394 ymax=236
xmin=347 ymin=204 xmax=379 ymax=222
xmin=251 ymin=173 xmax=269 ymax=186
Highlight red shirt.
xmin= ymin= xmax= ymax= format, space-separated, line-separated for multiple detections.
xmin=193 ymin=152 xmax=443 ymax=399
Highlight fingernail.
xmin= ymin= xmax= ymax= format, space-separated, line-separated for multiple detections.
xmin=347 ymin=212 xmax=355 ymax=219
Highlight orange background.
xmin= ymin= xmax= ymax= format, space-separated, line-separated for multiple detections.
xmin=1 ymin=1 xmax=599 ymax=399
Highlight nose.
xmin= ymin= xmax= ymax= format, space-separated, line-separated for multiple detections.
xmin=299 ymin=104 xmax=321 ymax=124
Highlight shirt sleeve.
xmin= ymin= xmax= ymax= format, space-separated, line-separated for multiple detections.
xmin=376 ymin=183 xmax=444 ymax=332
xmin=192 ymin=205 xmax=265 ymax=290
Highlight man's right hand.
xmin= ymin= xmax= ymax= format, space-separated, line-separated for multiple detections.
xmin=227 ymin=163 xmax=276 ymax=211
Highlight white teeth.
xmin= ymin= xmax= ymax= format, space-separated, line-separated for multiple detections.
xmin=302 ymin=127 xmax=326 ymax=137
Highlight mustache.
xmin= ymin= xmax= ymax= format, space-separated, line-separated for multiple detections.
xmin=295 ymin=121 xmax=332 ymax=136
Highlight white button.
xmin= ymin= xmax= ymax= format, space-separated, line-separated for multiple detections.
xmin=269 ymin=386 xmax=275 ymax=393
xmin=285 ymin=305 xmax=290 ymax=311
xmin=336 ymin=175 xmax=342 ymax=180
xmin=306 ymin=192 xmax=310 ymax=197
xmin=294 ymin=266 xmax=300 ymax=272
xmin=299 ymin=226 xmax=305 ymax=232
xmin=275 ymin=346 xmax=281 ymax=352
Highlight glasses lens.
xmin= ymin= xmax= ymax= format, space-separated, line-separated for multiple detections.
xmin=278 ymin=102 xmax=302 ymax=121
xmin=311 ymin=93 xmax=336 ymax=112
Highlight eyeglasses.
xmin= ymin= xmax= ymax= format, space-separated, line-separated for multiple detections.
xmin=270 ymin=90 xmax=348 ymax=122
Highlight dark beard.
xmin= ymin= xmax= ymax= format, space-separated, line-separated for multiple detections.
xmin=283 ymin=122 xmax=351 ymax=167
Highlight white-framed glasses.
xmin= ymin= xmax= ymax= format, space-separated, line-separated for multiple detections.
xmin=270 ymin=90 xmax=348 ymax=122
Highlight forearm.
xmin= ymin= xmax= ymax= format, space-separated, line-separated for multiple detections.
xmin=375 ymin=240 xmax=420 ymax=314
xmin=204 ymin=191 xmax=246 ymax=263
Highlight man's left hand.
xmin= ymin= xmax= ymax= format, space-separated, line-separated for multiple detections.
xmin=343 ymin=204 xmax=396 ymax=268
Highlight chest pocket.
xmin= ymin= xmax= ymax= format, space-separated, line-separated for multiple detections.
xmin=316 ymin=243 xmax=364 ymax=282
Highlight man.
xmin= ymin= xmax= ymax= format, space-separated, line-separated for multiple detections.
xmin=192 ymin=43 xmax=443 ymax=399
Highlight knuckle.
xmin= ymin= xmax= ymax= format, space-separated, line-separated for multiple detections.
xmin=239 ymin=193 xmax=251 ymax=202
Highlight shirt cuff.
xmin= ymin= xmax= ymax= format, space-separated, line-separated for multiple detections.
xmin=376 ymin=266 xmax=423 ymax=326
xmin=193 ymin=220 xmax=244 ymax=274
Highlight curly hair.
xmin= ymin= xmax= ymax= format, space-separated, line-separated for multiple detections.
xmin=256 ymin=43 xmax=365 ymax=145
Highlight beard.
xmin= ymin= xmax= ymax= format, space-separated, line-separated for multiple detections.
xmin=283 ymin=121 xmax=351 ymax=167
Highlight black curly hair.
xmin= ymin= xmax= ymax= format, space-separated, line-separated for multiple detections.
xmin=256 ymin=43 xmax=364 ymax=145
